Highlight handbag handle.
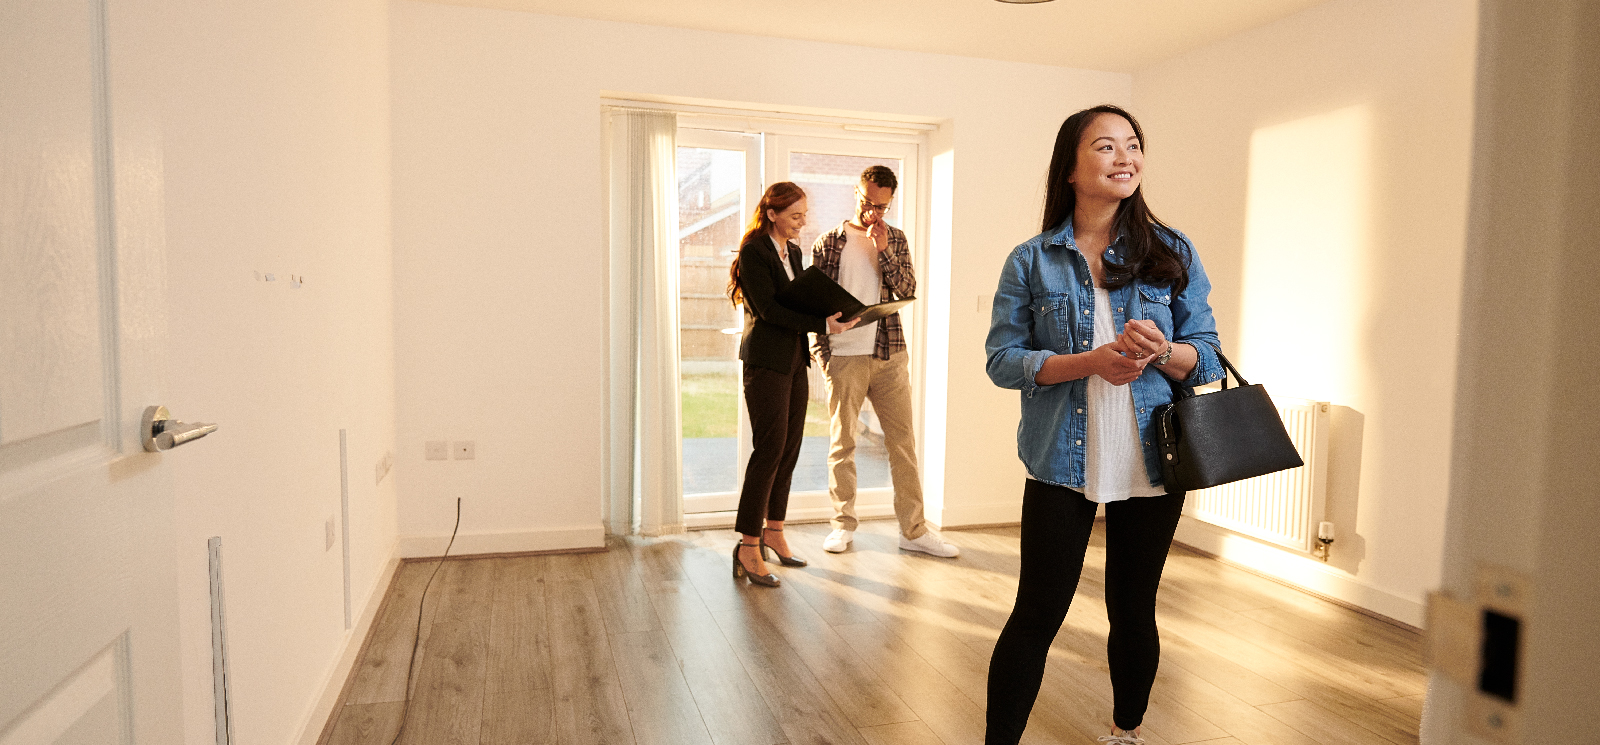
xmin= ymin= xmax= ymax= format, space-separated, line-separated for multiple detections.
xmin=1169 ymin=342 xmax=1250 ymax=400
xmin=1204 ymin=343 xmax=1250 ymax=388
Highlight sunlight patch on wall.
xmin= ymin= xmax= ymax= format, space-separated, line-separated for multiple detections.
xmin=1238 ymin=104 xmax=1372 ymax=404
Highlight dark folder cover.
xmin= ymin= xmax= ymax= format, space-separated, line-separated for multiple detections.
xmin=775 ymin=266 xmax=914 ymax=325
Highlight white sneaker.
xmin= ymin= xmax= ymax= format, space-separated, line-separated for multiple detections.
xmin=899 ymin=531 xmax=959 ymax=558
xmin=823 ymin=529 xmax=853 ymax=553
xmin=1097 ymin=731 xmax=1145 ymax=744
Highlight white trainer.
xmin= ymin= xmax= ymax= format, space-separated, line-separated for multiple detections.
xmin=823 ymin=529 xmax=853 ymax=553
xmin=1097 ymin=727 xmax=1145 ymax=744
xmin=1097 ymin=732 xmax=1145 ymax=744
xmin=899 ymin=531 xmax=959 ymax=558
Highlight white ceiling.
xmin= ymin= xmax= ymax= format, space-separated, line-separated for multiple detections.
xmin=422 ymin=0 xmax=1329 ymax=73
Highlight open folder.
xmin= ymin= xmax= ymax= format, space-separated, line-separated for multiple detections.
xmin=775 ymin=266 xmax=915 ymax=326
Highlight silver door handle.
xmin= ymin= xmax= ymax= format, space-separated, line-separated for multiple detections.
xmin=143 ymin=405 xmax=219 ymax=452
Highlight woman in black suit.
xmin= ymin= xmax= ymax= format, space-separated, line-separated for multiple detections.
xmin=727 ymin=182 xmax=856 ymax=586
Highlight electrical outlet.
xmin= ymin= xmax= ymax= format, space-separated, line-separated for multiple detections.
xmin=376 ymin=451 xmax=393 ymax=484
xmin=453 ymin=441 xmax=475 ymax=460
xmin=425 ymin=441 xmax=448 ymax=460
xmin=325 ymin=516 xmax=337 ymax=551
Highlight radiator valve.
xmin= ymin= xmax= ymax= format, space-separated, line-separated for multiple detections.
xmin=1314 ymin=521 xmax=1335 ymax=562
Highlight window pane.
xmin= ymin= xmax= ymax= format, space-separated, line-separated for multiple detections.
xmin=788 ymin=153 xmax=903 ymax=263
xmin=677 ymin=146 xmax=744 ymax=496
xmin=787 ymin=152 xmax=903 ymax=493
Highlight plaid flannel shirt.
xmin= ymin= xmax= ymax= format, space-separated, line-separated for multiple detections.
xmin=810 ymin=221 xmax=915 ymax=363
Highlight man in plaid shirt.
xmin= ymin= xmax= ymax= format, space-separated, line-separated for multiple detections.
xmin=812 ymin=166 xmax=958 ymax=558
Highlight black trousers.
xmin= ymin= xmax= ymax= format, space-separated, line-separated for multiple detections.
xmin=986 ymin=480 xmax=1186 ymax=740
xmin=735 ymin=349 xmax=809 ymax=537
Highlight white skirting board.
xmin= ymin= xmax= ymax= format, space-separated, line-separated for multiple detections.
xmin=397 ymin=525 xmax=605 ymax=558
xmin=1173 ymin=516 xmax=1424 ymax=628
xmin=931 ymin=500 xmax=1023 ymax=529
xmin=292 ymin=547 xmax=401 ymax=745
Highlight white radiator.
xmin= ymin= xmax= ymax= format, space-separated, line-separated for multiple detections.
xmin=1183 ymin=397 xmax=1330 ymax=553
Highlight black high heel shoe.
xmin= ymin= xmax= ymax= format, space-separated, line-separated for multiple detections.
xmin=760 ymin=527 xmax=807 ymax=567
xmin=732 ymin=542 xmax=779 ymax=586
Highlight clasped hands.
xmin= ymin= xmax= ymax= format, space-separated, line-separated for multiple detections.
xmin=1090 ymin=319 xmax=1168 ymax=386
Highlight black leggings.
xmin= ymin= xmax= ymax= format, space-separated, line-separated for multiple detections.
xmin=985 ymin=480 xmax=1185 ymax=740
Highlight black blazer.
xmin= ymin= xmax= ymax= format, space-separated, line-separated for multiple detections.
xmin=736 ymin=235 xmax=826 ymax=374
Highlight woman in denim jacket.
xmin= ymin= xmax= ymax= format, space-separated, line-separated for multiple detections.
xmin=983 ymin=105 xmax=1225 ymax=745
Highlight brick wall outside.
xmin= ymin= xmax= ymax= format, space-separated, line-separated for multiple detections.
xmin=674 ymin=150 xmax=904 ymax=362
xmin=788 ymin=153 xmax=903 ymax=254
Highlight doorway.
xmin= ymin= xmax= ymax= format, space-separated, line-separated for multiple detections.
xmin=674 ymin=126 xmax=921 ymax=525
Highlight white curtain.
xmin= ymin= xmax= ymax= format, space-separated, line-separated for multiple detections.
xmin=604 ymin=108 xmax=684 ymax=537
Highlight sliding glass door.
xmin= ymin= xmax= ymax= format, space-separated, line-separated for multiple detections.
xmin=677 ymin=127 xmax=921 ymax=523
xmin=676 ymin=129 xmax=761 ymax=512
xmin=767 ymin=135 xmax=920 ymax=504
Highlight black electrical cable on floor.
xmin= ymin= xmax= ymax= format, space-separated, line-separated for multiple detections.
xmin=388 ymin=497 xmax=461 ymax=745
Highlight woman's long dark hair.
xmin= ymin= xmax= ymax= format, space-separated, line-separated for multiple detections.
xmin=1042 ymin=104 xmax=1188 ymax=295
xmin=728 ymin=181 xmax=806 ymax=305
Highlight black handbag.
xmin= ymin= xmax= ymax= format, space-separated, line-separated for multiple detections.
xmin=1153 ymin=347 xmax=1304 ymax=491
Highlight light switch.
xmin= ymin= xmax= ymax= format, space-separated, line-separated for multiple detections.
xmin=453 ymin=441 xmax=475 ymax=460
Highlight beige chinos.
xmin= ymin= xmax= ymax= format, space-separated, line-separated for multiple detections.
xmin=822 ymin=350 xmax=926 ymax=539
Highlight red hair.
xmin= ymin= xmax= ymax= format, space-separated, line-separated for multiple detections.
xmin=728 ymin=181 xmax=806 ymax=305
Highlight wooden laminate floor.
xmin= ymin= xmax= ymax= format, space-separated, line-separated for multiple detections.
xmin=321 ymin=520 xmax=1425 ymax=745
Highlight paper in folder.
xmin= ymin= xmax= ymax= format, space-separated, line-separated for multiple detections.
xmin=775 ymin=266 xmax=915 ymax=325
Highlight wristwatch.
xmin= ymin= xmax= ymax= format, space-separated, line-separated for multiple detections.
xmin=1154 ymin=342 xmax=1174 ymax=366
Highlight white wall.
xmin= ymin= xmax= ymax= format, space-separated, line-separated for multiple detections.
xmin=158 ymin=1 xmax=398 ymax=742
xmin=1132 ymin=0 xmax=1478 ymax=624
xmin=389 ymin=1 xmax=1131 ymax=551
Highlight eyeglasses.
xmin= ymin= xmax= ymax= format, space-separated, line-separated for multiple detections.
xmin=856 ymin=189 xmax=893 ymax=213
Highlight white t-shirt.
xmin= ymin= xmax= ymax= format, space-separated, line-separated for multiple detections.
xmin=1083 ymin=287 xmax=1167 ymax=503
xmin=828 ymin=224 xmax=880 ymax=356
xmin=770 ymin=235 xmax=795 ymax=280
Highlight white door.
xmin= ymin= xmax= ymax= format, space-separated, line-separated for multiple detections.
xmin=675 ymin=129 xmax=761 ymax=515
xmin=1 ymin=0 xmax=183 ymax=742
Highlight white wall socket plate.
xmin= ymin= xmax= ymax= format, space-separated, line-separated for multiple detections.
xmin=453 ymin=441 xmax=475 ymax=460
xmin=425 ymin=441 xmax=448 ymax=460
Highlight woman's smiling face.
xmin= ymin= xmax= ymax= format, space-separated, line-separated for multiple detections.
xmin=1068 ymin=113 xmax=1144 ymax=204
xmin=768 ymin=197 xmax=808 ymax=242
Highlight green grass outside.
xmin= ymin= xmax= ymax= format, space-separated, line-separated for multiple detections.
xmin=802 ymin=398 xmax=829 ymax=437
xmin=681 ymin=373 xmax=738 ymax=438
xmin=681 ymin=372 xmax=830 ymax=439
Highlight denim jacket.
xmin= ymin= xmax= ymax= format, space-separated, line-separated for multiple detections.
xmin=985 ymin=219 xmax=1225 ymax=490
